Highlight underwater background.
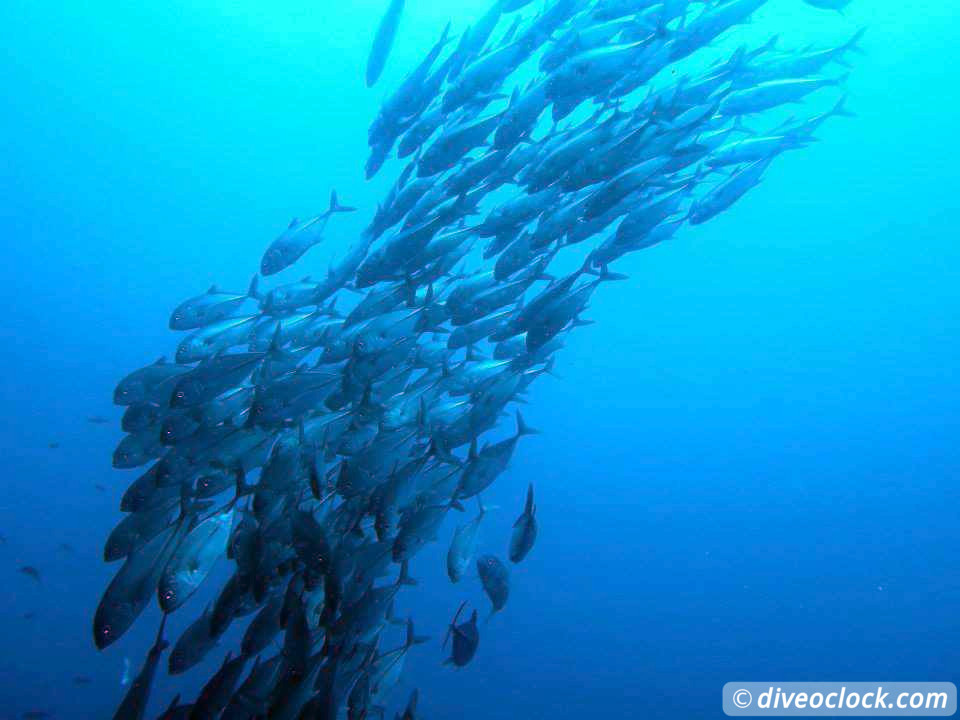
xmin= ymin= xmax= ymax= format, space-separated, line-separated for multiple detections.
xmin=1 ymin=0 xmax=959 ymax=718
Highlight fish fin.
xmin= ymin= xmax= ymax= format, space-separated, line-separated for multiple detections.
xmin=524 ymin=483 xmax=535 ymax=516
xmin=443 ymin=601 xmax=467 ymax=652
xmin=268 ymin=321 xmax=284 ymax=352
xmin=288 ymin=217 xmax=299 ymax=229
xmin=515 ymin=410 xmax=539 ymax=437
xmin=542 ymin=357 xmax=561 ymax=379
xmin=405 ymin=619 xmax=430 ymax=647
xmin=328 ymin=190 xmax=357 ymax=215
xmin=598 ymin=264 xmax=628 ymax=282
xmin=429 ymin=436 xmax=461 ymax=466
xmin=830 ymin=94 xmax=855 ymax=119
xmin=844 ymin=27 xmax=867 ymax=55
xmin=247 ymin=274 xmax=261 ymax=300
xmin=397 ymin=559 xmax=417 ymax=586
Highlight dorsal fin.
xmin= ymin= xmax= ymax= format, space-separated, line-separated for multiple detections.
xmin=289 ymin=217 xmax=299 ymax=229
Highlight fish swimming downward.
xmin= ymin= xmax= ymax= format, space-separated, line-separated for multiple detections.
xmin=95 ymin=1 xmax=860 ymax=717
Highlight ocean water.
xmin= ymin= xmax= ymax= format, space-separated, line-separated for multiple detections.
xmin=1 ymin=0 xmax=959 ymax=718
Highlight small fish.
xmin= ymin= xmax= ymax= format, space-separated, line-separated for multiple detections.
xmin=447 ymin=499 xmax=486 ymax=583
xmin=477 ymin=554 xmax=510 ymax=613
xmin=508 ymin=483 xmax=537 ymax=563
xmin=442 ymin=602 xmax=480 ymax=667
xmin=72 ymin=675 xmax=93 ymax=686
xmin=112 ymin=615 xmax=168 ymax=720
xmin=87 ymin=415 xmax=111 ymax=425
xmin=366 ymin=0 xmax=405 ymax=87
xmin=169 ymin=275 xmax=259 ymax=331
xmin=260 ymin=191 xmax=356 ymax=276
xmin=48 ymin=442 xmax=60 ymax=449
xmin=20 ymin=565 xmax=42 ymax=584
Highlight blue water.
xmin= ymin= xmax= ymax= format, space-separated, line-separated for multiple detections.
xmin=1 ymin=0 xmax=959 ymax=718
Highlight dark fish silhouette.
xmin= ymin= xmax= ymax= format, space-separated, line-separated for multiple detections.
xmin=112 ymin=615 xmax=168 ymax=720
xmin=509 ymin=483 xmax=537 ymax=563
xmin=366 ymin=0 xmax=405 ymax=87
xmin=20 ymin=565 xmax=42 ymax=583
xmin=443 ymin=601 xmax=480 ymax=667
xmin=477 ymin=554 xmax=510 ymax=613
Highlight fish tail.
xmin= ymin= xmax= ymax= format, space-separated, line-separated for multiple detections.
xmin=515 ymin=409 xmax=539 ymax=437
xmin=327 ymin=190 xmax=357 ymax=216
xmin=830 ymin=94 xmax=856 ymax=119
xmin=844 ymin=27 xmax=867 ymax=55
xmin=831 ymin=71 xmax=851 ymax=87
xmin=397 ymin=559 xmax=417 ymax=586
xmin=598 ymin=264 xmax=629 ymax=282
xmin=405 ymin=619 xmax=430 ymax=647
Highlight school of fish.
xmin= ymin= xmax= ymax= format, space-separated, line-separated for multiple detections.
xmin=97 ymin=0 xmax=860 ymax=717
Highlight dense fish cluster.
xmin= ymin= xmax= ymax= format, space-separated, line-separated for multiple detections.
xmin=97 ymin=0 xmax=859 ymax=718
